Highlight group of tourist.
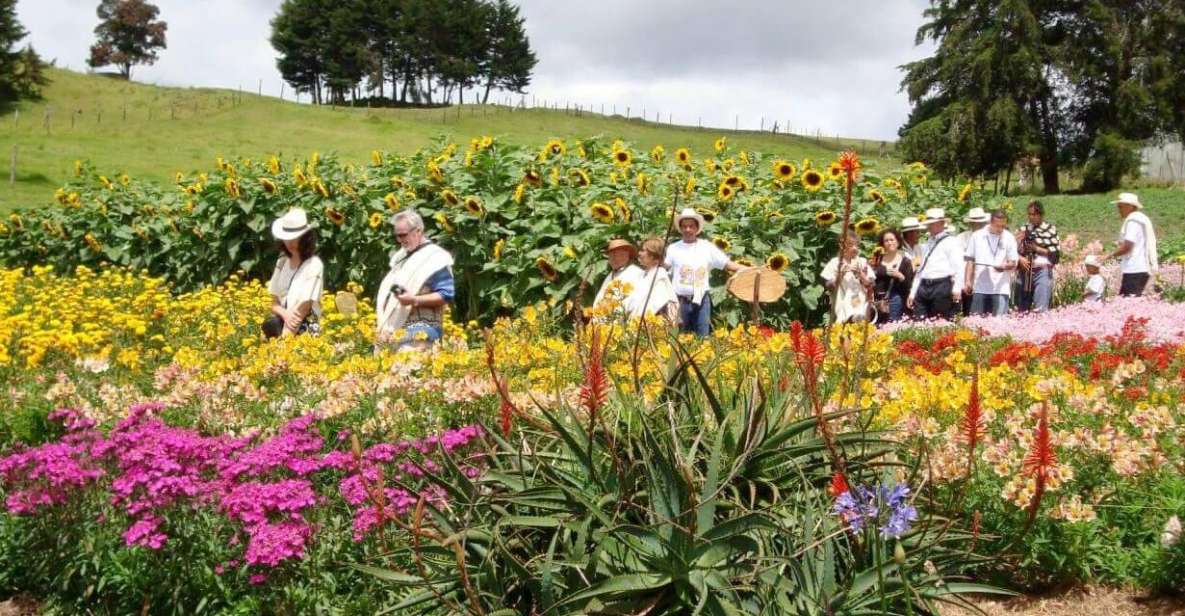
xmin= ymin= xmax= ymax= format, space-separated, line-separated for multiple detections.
xmin=259 ymin=189 xmax=1159 ymax=348
xmin=825 ymin=191 xmax=1159 ymax=324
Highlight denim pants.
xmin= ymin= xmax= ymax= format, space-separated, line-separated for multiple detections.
xmin=678 ymin=294 xmax=712 ymax=337
xmin=875 ymin=294 xmax=906 ymax=324
xmin=970 ymin=293 xmax=1009 ymax=317
xmin=1016 ymin=268 xmax=1052 ymax=312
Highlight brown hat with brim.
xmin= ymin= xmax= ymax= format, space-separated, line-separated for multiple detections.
xmin=605 ymin=238 xmax=637 ymax=257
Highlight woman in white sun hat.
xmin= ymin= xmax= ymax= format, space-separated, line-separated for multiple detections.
xmin=664 ymin=207 xmax=747 ymax=336
xmin=264 ymin=208 xmax=324 ymax=337
xmin=1105 ymin=192 xmax=1158 ymax=297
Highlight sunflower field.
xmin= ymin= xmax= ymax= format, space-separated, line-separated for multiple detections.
xmin=0 ymin=137 xmax=966 ymax=326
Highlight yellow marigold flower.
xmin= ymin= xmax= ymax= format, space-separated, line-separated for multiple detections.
xmin=714 ymin=137 xmax=726 ymax=152
xmin=259 ymin=178 xmax=277 ymax=194
xmin=675 ymin=147 xmax=692 ymax=165
xmin=815 ymin=211 xmax=837 ymax=226
xmin=613 ymin=149 xmax=632 ymax=167
xmin=802 ymin=169 xmax=825 ymax=192
xmin=434 ymin=212 xmax=454 ymax=234
xmin=590 ymin=202 xmax=615 ymax=223
xmin=536 ymin=256 xmax=559 ymax=282
xmin=464 ymin=196 xmax=484 ymax=217
xmin=441 ymin=189 xmax=460 ymax=207
xmin=772 ymin=160 xmax=797 ymax=181
xmin=650 ymin=145 xmax=665 ymax=162
xmin=766 ymin=252 xmax=789 ymax=272
xmin=326 ymin=207 xmax=345 ymax=226
xmin=371 ymin=150 xmax=383 ymax=166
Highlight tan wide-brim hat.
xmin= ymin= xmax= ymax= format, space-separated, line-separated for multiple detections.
xmin=674 ymin=207 xmax=706 ymax=231
xmin=964 ymin=207 xmax=990 ymax=223
xmin=604 ymin=238 xmax=638 ymax=257
xmin=272 ymin=208 xmax=314 ymax=241
xmin=1111 ymin=192 xmax=1143 ymax=209
xmin=900 ymin=216 xmax=922 ymax=232
xmin=921 ymin=207 xmax=948 ymax=225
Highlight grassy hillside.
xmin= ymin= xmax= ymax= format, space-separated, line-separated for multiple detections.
xmin=0 ymin=68 xmax=891 ymax=212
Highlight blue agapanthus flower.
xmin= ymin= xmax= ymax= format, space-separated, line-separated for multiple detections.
xmin=833 ymin=481 xmax=917 ymax=539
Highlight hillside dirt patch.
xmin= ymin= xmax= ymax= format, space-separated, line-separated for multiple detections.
xmin=940 ymin=586 xmax=1185 ymax=616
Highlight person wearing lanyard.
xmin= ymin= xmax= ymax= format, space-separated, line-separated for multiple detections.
xmin=907 ymin=208 xmax=963 ymax=320
xmin=957 ymin=208 xmax=990 ymax=316
xmin=1015 ymin=200 xmax=1060 ymax=312
xmin=964 ymin=209 xmax=1019 ymax=316
xmin=664 ymin=208 xmax=747 ymax=336
xmin=265 ymin=208 xmax=324 ymax=337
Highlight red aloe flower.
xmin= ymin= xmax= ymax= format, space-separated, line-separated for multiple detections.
xmin=498 ymin=398 xmax=514 ymax=439
xmin=837 ymin=150 xmax=861 ymax=182
xmin=828 ymin=470 xmax=849 ymax=498
xmin=970 ymin=510 xmax=982 ymax=551
xmin=579 ymin=328 xmax=609 ymax=422
xmin=483 ymin=331 xmax=518 ymax=438
xmin=1022 ymin=402 xmax=1056 ymax=529
xmin=959 ymin=366 xmax=984 ymax=477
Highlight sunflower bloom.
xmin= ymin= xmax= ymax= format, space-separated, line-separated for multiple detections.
xmin=536 ymin=257 xmax=559 ymax=282
xmin=435 ymin=212 xmax=455 ymax=234
xmin=650 ymin=145 xmax=664 ymax=162
xmin=815 ymin=211 xmax=837 ymax=226
xmin=571 ymin=169 xmax=590 ymax=187
xmin=267 ymin=156 xmax=281 ymax=175
xmin=524 ymin=169 xmax=542 ymax=187
xmin=802 ymin=169 xmax=825 ymax=192
xmin=766 ymin=253 xmax=790 ymax=272
xmin=698 ymin=208 xmax=718 ymax=223
xmin=675 ymin=148 xmax=692 ymax=165
xmin=867 ymin=189 xmax=886 ymax=205
xmin=371 ymin=150 xmax=383 ymax=166
xmin=958 ymin=183 xmax=973 ymax=203
xmin=773 ymin=160 xmax=797 ymax=181
xmin=259 ymin=178 xmax=277 ymax=194
xmin=635 ymin=172 xmax=649 ymax=194
xmin=368 ymin=212 xmax=383 ymax=229
xmin=590 ymin=202 xmax=615 ymax=223
xmin=464 ymin=196 xmax=485 ymax=217
xmin=684 ymin=177 xmax=697 ymax=195
xmin=224 ymin=178 xmax=241 ymax=199
xmin=513 ymin=183 xmax=526 ymax=204
xmin=493 ymin=238 xmax=505 ymax=261
xmin=613 ymin=149 xmax=632 ymax=167
xmin=326 ymin=207 xmax=346 ymax=226
xmin=714 ymin=137 xmax=726 ymax=152
xmin=827 ymin=162 xmax=844 ymax=181
xmin=384 ymin=193 xmax=400 ymax=211
xmin=712 ymin=236 xmax=731 ymax=252
xmin=441 ymin=189 xmax=460 ymax=207
xmin=84 ymin=232 xmax=102 ymax=252
xmin=855 ymin=218 xmax=880 ymax=236
xmin=717 ymin=183 xmax=735 ymax=202
xmin=544 ymin=139 xmax=566 ymax=157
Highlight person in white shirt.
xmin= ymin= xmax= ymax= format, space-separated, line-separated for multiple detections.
xmin=900 ymin=216 xmax=926 ymax=268
xmin=627 ymin=237 xmax=679 ymax=323
xmin=963 ymin=209 xmax=1019 ymax=316
xmin=1083 ymin=255 xmax=1105 ymax=302
xmin=266 ymin=208 xmax=325 ymax=337
xmin=664 ymin=208 xmax=747 ymax=336
xmin=957 ymin=207 xmax=990 ymax=316
xmin=593 ymin=238 xmax=643 ymax=311
xmin=907 ymin=207 xmax=963 ymax=320
xmin=822 ymin=233 xmax=876 ymax=323
xmin=1105 ymin=192 xmax=1158 ymax=297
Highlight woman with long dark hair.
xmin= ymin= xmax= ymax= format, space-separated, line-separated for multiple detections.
xmin=872 ymin=228 xmax=914 ymax=323
xmin=264 ymin=208 xmax=324 ymax=337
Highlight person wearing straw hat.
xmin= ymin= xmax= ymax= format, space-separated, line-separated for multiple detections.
xmin=907 ymin=207 xmax=963 ymax=320
xmin=593 ymin=238 xmax=643 ymax=309
xmin=1083 ymin=255 xmax=1106 ymax=302
xmin=1105 ymin=192 xmax=1158 ymax=297
xmin=900 ymin=216 xmax=925 ymax=267
xmin=665 ymin=207 xmax=747 ymax=336
xmin=963 ymin=209 xmax=1019 ymax=316
xmin=957 ymin=207 xmax=991 ymax=316
xmin=375 ymin=210 xmax=455 ymax=349
xmin=264 ymin=208 xmax=324 ymax=337
xmin=1015 ymin=200 xmax=1060 ymax=312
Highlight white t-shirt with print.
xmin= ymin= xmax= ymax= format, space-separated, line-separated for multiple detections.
xmin=964 ymin=228 xmax=1019 ymax=295
xmin=664 ymin=239 xmax=729 ymax=302
xmin=1084 ymin=274 xmax=1105 ymax=301
xmin=268 ymin=255 xmax=325 ymax=317
xmin=1120 ymin=216 xmax=1149 ymax=274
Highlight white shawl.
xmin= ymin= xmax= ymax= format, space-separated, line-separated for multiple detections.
xmin=627 ymin=267 xmax=678 ymax=317
xmin=1126 ymin=211 xmax=1159 ymax=274
xmin=375 ymin=242 xmax=454 ymax=336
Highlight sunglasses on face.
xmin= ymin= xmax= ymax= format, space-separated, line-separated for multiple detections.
xmin=395 ymin=229 xmax=415 ymax=239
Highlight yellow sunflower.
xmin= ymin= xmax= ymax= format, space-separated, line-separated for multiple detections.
xmin=326 ymin=207 xmax=346 ymax=226
xmin=259 ymin=178 xmax=277 ymax=194
xmin=613 ymin=149 xmax=632 ymax=167
xmin=493 ymin=238 xmax=505 ymax=261
xmin=441 ymin=189 xmax=460 ymax=207
xmin=867 ymin=189 xmax=886 ymax=205
xmin=802 ymin=169 xmax=825 ymax=192
xmin=815 ymin=211 xmax=837 ymax=226
xmin=224 ymin=178 xmax=241 ymax=199
xmin=714 ymin=137 xmax=727 ymax=152
xmin=635 ymin=172 xmax=649 ymax=194
xmin=368 ymin=212 xmax=383 ymax=229
xmin=524 ymin=169 xmax=543 ymax=187
xmin=698 ymin=208 xmax=718 ymax=223
xmin=675 ymin=148 xmax=692 ymax=165
xmin=651 ymin=145 xmax=665 ymax=162
xmin=717 ymin=183 xmax=735 ymax=202
xmin=434 ymin=212 xmax=455 ymax=234
xmin=536 ymin=256 xmax=559 ymax=282
xmin=712 ymin=236 xmax=731 ymax=252
xmin=371 ymin=150 xmax=383 ymax=166
xmin=724 ymin=175 xmax=742 ymax=187
xmin=464 ymin=196 xmax=484 ymax=217
xmin=871 ymin=246 xmax=885 ymax=260
xmin=571 ymin=169 xmax=591 ymax=187
xmin=705 ymin=159 xmax=718 ymax=173
xmin=513 ymin=183 xmax=526 ymax=204
xmin=958 ymin=182 xmax=973 ymax=203
xmin=590 ymin=202 xmax=615 ymax=223
xmin=766 ymin=252 xmax=790 ymax=273
xmin=684 ymin=177 xmax=697 ymax=195
xmin=827 ymin=161 xmax=844 ymax=181
xmin=615 ymin=197 xmax=631 ymax=222
xmin=384 ymin=192 xmax=400 ymax=211
xmin=855 ymin=217 xmax=880 ymax=236
xmin=313 ymin=179 xmax=330 ymax=198
xmin=772 ymin=160 xmax=797 ymax=181
xmin=544 ymin=139 xmax=566 ymax=157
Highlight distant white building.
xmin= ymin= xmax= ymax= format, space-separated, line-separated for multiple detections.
xmin=1141 ymin=141 xmax=1184 ymax=185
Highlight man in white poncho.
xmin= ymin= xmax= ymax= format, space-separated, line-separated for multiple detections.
xmin=375 ymin=210 xmax=455 ymax=349
xmin=1106 ymin=192 xmax=1158 ymax=297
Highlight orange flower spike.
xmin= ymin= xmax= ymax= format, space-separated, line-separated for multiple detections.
xmin=837 ymin=150 xmax=861 ymax=184
xmin=960 ymin=366 xmax=984 ymax=477
xmin=579 ymin=328 xmax=609 ymax=421
xmin=1022 ymin=402 xmax=1057 ymax=529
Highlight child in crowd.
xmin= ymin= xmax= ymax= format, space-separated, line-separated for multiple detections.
xmin=1083 ymin=255 xmax=1105 ymax=302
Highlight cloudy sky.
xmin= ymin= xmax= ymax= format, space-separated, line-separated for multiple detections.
xmin=16 ymin=0 xmax=934 ymax=140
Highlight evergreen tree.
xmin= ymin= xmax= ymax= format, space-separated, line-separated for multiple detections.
xmin=270 ymin=0 xmax=329 ymax=104
xmin=87 ymin=0 xmax=168 ymax=80
xmin=481 ymin=0 xmax=536 ymax=103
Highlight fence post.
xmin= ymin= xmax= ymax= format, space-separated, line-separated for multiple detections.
xmin=279 ymin=82 xmax=285 ymax=100
xmin=9 ymin=145 xmax=16 ymax=186
xmin=43 ymin=107 xmax=51 ymax=135
xmin=626 ymin=106 xmax=629 ymax=119
xmin=258 ymin=79 xmax=262 ymax=97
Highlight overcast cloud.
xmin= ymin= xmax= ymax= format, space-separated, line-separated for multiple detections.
xmin=16 ymin=0 xmax=933 ymax=140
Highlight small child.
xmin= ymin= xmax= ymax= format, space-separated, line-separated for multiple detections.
xmin=1083 ymin=255 xmax=1105 ymax=302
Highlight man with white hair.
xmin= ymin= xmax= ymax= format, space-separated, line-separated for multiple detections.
xmin=907 ymin=208 xmax=963 ymax=320
xmin=375 ymin=209 xmax=456 ymax=348
xmin=1106 ymin=192 xmax=1158 ymax=296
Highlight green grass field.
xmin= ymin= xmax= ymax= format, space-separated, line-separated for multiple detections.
xmin=0 ymin=68 xmax=891 ymax=212
xmin=1 ymin=68 xmax=1181 ymax=244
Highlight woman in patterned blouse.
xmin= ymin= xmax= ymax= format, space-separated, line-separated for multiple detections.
xmin=1015 ymin=200 xmax=1060 ymax=312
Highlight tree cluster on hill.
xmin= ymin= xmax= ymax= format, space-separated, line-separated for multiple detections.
xmin=899 ymin=0 xmax=1185 ymax=193
xmin=86 ymin=0 xmax=168 ymax=80
xmin=0 ymin=0 xmax=49 ymax=105
xmin=270 ymin=0 xmax=537 ymax=106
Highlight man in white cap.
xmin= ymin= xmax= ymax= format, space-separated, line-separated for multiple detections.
xmin=956 ymin=207 xmax=991 ymax=315
xmin=907 ymin=207 xmax=963 ymax=320
xmin=665 ymin=208 xmax=747 ymax=336
xmin=1105 ymin=192 xmax=1158 ymax=296
xmin=1083 ymin=255 xmax=1105 ymax=302
xmin=963 ymin=209 xmax=1018 ymax=316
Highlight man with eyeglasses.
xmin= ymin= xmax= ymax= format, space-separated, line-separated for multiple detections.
xmin=375 ymin=210 xmax=455 ymax=349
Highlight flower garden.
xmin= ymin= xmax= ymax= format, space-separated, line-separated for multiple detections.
xmin=0 ymin=139 xmax=1184 ymax=613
